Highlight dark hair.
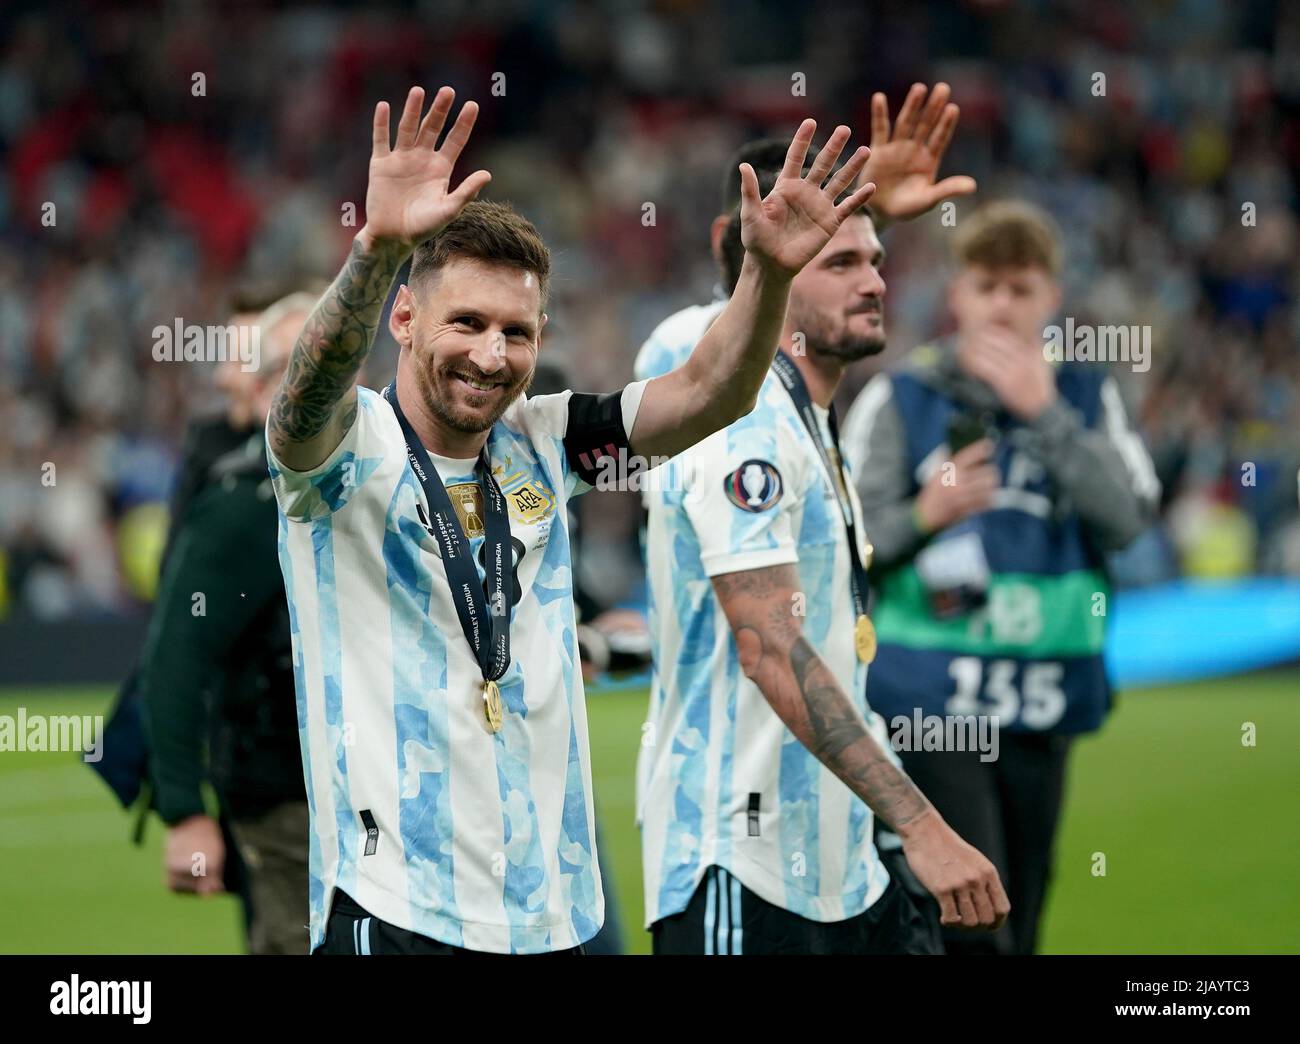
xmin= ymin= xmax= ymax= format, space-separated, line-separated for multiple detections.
xmin=953 ymin=200 xmax=1062 ymax=276
xmin=716 ymin=133 xmax=875 ymax=293
xmin=410 ymin=200 xmax=551 ymax=307
xmin=718 ymin=204 xmax=875 ymax=296
xmin=719 ymin=138 xmax=804 ymax=213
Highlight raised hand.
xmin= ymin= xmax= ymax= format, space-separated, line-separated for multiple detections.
xmin=362 ymin=86 xmax=492 ymax=251
xmin=860 ymin=82 xmax=977 ymax=225
xmin=738 ymin=120 xmax=876 ymax=280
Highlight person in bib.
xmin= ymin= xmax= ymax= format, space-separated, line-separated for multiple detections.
xmin=841 ymin=200 xmax=1160 ymax=954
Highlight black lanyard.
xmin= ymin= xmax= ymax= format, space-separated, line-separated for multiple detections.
xmin=383 ymin=380 xmax=511 ymax=684
xmin=770 ymin=350 xmax=870 ymax=618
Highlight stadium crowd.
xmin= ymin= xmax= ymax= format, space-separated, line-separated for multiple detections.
xmin=1 ymin=0 xmax=1297 ymax=620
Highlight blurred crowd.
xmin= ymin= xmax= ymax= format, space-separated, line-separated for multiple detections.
xmin=1 ymin=0 xmax=1297 ymax=620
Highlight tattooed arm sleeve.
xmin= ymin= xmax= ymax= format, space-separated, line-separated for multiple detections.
xmin=710 ymin=563 xmax=933 ymax=832
xmin=267 ymin=234 xmax=410 ymax=471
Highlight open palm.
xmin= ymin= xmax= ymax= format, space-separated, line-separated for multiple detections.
xmin=740 ymin=120 xmax=876 ymax=279
xmin=860 ymin=82 xmax=977 ymax=223
xmin=364 ymin=86 xmax=492 ymax=249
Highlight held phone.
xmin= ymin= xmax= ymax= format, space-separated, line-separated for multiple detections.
xmin=947 ymin=410 xmax=996 ymax=454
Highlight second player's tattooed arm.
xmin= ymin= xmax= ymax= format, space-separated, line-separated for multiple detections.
xmin=711 ymin=562 xmax=1012 ymax=929
xmin=267 ymin=236 xmax=408 ymax=471
xmin=711 ymin=563 xmax=931 ymax=831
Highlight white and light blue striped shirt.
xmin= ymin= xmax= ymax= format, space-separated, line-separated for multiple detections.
xmin=636 ymin=306 xmax=892 ymax=926
xmin=268 ymin=382 xmax=642 ymax=953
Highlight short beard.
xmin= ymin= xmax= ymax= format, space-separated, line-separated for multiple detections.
xmin=418 ymin=356 xmax=533 ymax=435
xmin=790 ymin=300 xmax=886 ymax=362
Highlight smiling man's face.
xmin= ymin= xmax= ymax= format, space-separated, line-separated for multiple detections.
xmin=394 ymin=257 xmax=545 ymax=437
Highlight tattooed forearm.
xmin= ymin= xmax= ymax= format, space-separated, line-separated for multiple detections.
xmin=268 ymin=235 xmax=408 ymax=459
xmin=713 ymin=565 xmax=933 ymax=831
xmin=789 ymin=637 xmax=868 ymax=761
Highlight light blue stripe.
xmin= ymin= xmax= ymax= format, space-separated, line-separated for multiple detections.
xmin=730 ymin=872 xmax=743 ymax=955
xmin=359 ymin=917 xmax=372 ymax=955
xmin=717 ymin=869 xmax=729 ymax=954
xmin=309 ymin=515 xmax=358 ymax=905
xmin=276 ymin=513 xmax=325 ymax=950
xmin=383 ymin=473 xmax=462 ymax=945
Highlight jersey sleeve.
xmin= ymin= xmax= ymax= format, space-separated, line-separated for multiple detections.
xmin=521 ymin=381 xmax=648 ymax=498
xmin=266 ymin=385 xmax=388 ymax=522
xmin=681 ymin=407 xmax=805 ymax=578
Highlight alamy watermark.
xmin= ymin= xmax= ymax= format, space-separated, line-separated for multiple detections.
xmin=0 ymin=706 xmax=103 ymax=762
xmin=50 ymin=976 xmax=150 ymax=1023
xmin=151 ymin=318 xmax=260 ymax=372
xmin=593 ymin=448 xmax=680 ymax=492
xmin=1043 ymin=317 xmax=1150 ymax=373
xmin=888 ymin=711 xmax=999 ymax=763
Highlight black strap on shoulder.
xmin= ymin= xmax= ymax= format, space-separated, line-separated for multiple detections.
xmin=563 ymin=391 xmax=631 ymax=487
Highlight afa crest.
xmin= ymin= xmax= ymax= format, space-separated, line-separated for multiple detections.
xmin=499 ymin=472 xmax=556 ymax=525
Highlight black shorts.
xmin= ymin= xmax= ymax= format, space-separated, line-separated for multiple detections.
xmin=313 ymin=890 xmax=585 ymax=956
xmin=651 ymin=864 xmax=943 ymax=955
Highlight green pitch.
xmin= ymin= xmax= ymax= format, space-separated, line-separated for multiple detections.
xmin=1 ymin=671 xmax=1296 ymax=954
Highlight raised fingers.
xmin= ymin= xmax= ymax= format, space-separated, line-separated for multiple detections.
xmin=438 ymin=100 xmax=481 ymax=167
xmin=870 ymin=92 xmax=890 ymax=147
xmin=372 ymin=101 xmax=391 ymax=157
xmin=893 ymin=82 xmax=928 ymax=140
xmin=835 ymin=179 xmax=877 ymax=220
xmin=913 ymin=82 xmax=951 ymax=143
xmin=394 ymin=86 xmax=425 ymax=149
xmin=781 ymin=119 xmax=817 ymax=181
xmin=928 ymin=101 xmax=961 ymax=157
xmin=806 ymin=124 xmax=850 ymax=186
xmin=416 ymin=86 xmax=456 ymax=149
xmin=824 ymin=145 xmax=870 ymax=200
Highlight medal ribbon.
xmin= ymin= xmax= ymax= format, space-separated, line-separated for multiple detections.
xmin=383 ymin=380 xmax=511 ymax=684
xmin=770 ymin=350 xmax=871 ymax=619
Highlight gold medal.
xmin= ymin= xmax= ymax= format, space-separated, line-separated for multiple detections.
xmin=483 ymin=679 xmax=503 ymax=733
xmin=854 ymin=615 xmax=877 ymax=664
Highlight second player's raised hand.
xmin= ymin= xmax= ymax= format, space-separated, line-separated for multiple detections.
xmin=738 ymin=120 xmax=876 ymax=280
xmin=362 ymin=86 xmax=492 ymax=251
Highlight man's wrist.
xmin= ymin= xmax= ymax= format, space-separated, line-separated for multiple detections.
xmin=355 ymin=224 xmax=416 ymax=262
xmin=895 ymin=804 xmax=943 ymax=843
xmin=740 ymin=248 xmax=798 ymax=290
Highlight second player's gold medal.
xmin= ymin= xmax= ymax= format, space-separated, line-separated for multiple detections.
xmin=854 ymin=614 xmax=877 ymax=664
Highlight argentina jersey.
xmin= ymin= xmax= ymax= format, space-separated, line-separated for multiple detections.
xmin=633 ymin=299 xmax=726 ymax=381
xmin=638 ymin=366 xmax=892 ymax=926
xmin=268 ymin=380 xmax=643 ymax=954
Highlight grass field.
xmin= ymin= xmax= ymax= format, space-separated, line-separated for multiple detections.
xmin=1 ymin=671 xmax=1297 ymax=954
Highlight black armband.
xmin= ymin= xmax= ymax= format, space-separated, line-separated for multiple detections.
xmin=564 ymin=390 xmax=631 ymax=486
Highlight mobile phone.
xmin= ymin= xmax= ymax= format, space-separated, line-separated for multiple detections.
xmin=947 ymin=412 xmax=989 ymax=454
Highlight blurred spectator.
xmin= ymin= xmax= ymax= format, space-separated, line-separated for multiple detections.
xmin=1 ymin=1 xmax=1296 ymax=618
